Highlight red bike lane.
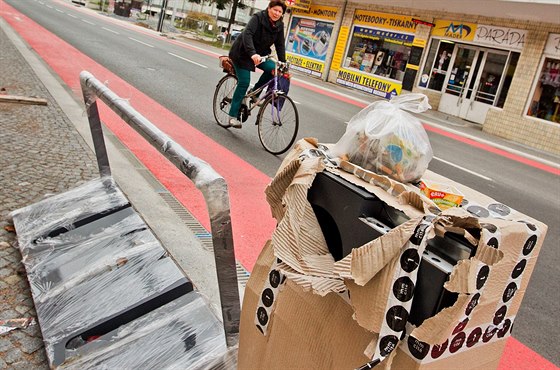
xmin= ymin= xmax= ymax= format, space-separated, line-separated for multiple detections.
xmin=1 ymin=2 xmax=557 ymax=369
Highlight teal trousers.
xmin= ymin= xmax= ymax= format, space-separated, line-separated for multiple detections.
xmin=229 ymin=60 xmax=276 ymax=119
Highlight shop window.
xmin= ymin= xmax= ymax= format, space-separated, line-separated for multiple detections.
xmin=343 ymin=27 xmax=413 ymax=82
xmin=418 ymin=40 xmax=455 ymax=91
xmin=496 ymin=53 xmax=519 ymax=108
xmin=527 ymin=57 xmax=560 ymax=123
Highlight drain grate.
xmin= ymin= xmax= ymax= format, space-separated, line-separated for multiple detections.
xmin=158 ymin=192 xmax=250 ymax=287
xmin=103 ymin=133 xmax=251 ymax=287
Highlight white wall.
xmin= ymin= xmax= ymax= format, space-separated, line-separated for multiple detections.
xmin=254 ymin=0 xmax=268 ymax=10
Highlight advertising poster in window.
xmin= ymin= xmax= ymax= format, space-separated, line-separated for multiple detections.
xmin=286 ymin=5 xmax=337 ymax=78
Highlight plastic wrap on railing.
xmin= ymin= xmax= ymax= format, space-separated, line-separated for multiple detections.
xmin=37 ymin=244 xmax=186 ymax=361
xmin=60 ymin=291 xmax=231 ymax=370
xmin=11 ymin=177 xmax=129 ymax=255
xmin=24 ymin=212 xmax=158 ymax=301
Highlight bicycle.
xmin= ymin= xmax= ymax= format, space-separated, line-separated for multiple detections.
xmin=213 ymin=56 xmax=299 ymax=155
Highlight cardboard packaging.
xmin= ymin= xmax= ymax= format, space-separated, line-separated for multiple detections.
xmin=238 ymin=139 xmax=547 ymax=370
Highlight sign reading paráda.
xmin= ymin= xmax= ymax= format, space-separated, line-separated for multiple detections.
xmin=433 ymin=20 xmax=526 ymax=51
xmin=336 ymin=68 xmax=401 ymax=98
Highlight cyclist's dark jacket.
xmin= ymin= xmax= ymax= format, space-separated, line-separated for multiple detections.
xmin=229 ymin=9 xmax=286 ymax=71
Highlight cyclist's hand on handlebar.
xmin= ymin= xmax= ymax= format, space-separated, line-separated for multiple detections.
xmin=251 ymin=54 xmax=262 ymax=65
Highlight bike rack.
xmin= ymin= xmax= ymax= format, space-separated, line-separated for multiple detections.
xmin=80 ymin=71 xmax=240 ymax=348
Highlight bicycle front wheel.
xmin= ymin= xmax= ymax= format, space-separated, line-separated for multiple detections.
xmin=213 ymin=74 xmax=237 ymax=128
xmin=257 ymin=94 xmax=299 ymax=155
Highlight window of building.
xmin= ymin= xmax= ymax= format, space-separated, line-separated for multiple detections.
xmin=418 ymin=39 xmax=455 ymax=91
xmin=527 ymin=57 xmax=560 ymax=124
xmin=496 ymin=53 xmax=519 ymax=108
xmin=342 ymin=26 xmax=413 ymax=82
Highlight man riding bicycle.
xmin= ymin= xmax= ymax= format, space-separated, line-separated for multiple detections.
xmin=227 ymin=0 xmax=287 ymax=128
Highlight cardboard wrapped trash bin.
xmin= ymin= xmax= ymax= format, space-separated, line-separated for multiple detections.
xmin=238 ymin=139 xmax=547 ymax=370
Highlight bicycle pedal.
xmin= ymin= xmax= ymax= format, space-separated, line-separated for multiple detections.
xmin=239 ymin=105 xmax=249 ymax=123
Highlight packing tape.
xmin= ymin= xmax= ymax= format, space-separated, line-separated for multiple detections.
xmin=401 ymin=219 xmax=542 ymax=364
xmin=487 ymin=221 xmax=542 ymax=337
xmin=255 ymin=257 xmax=287 ymax=336
xmin=401 ymin=315 xmax=516 ymax=363
xmin=357 ymin=216 xmax=435 ymax=369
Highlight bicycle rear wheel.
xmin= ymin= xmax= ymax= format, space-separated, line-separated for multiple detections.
xmin=213 ymin=75 xmax=237 ymax=128
xmin=257 ymin=94 xmax=299 ymax=155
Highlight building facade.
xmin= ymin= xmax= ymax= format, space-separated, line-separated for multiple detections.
xmin=283 ymin=0 xmax=560 ymax=154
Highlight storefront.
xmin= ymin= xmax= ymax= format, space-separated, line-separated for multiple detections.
xmin=333 ymin=10 xmax=418 ymax=99
xmin=417 ymin=21 xmax=525 ymax=124
xmin=526 ymin=33 xmax=560 ymax=124
xmin=285 ymin=5 xmax=338 ymax=79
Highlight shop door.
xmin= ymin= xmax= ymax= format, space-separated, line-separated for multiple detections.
xmin=439 ymin=46 xmax=508 ymax=124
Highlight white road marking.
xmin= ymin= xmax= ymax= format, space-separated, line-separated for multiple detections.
xmin=433 ymin=156 xmax=493 ymax=181
xmin=81 ymin=19 xmax=95 ymax=25
xmin=129 ymin=37 xmax=154 ymax=48
xmin=102 ymin=27 xmax=119 ymax=34
xmin=67 ymin=13 xmax=77 ymax=18
xmin=168 ymin=52 xmax=207 ymax=68
xmin=46 ymin=5 xmax=53 ymax=8
xmin=55 ymin=8 xmax=64 ymax=13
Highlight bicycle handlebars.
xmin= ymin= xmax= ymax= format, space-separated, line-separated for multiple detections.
xmin=258 ymin=55 xmax=290 ymax=73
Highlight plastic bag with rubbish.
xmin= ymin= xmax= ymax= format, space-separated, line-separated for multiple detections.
xmin=332 ymin=93 xmax=433 ymax=183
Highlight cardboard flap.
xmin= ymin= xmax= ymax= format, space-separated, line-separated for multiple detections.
xmin=340 ymin=160 xmax=440 ymax=215
xmin=266 ymin=157 xmax=303 ymax=222
xmin=334 ymin=218 xmax=423 ymax=286
xmin=444 ymin=258 xmax=495 ymax=294
xmin=410 ymin=295 xmax=471 ymax=345
xmin=267 ymin=149 xmax=341 ymax=295
xmin=281 ymin=269 xmax=347 ymax=296
xmin=475 ymin=244 xmax=504 ymax=266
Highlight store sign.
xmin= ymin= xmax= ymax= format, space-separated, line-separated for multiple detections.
xmin=292 ymin=5 xmax=338 ymax=21
xmin=474 ymin=24 xmax=526 ymax=51
xmin=336 ymin=68 xmax=402 ymax=98
xmin=353 ymin=10 xmax=417 ymax=33
xmin=433 ymin=21 xmax=527 ymax=51
xmin=544 ymin=33 xmax=560 ymax=57
xmin=286 ymin=54 xmax=324 ymax=77
xmin=432 ymin=20 xmax=477 ymax=41
xmin=354 ymin=27 xmax=414 ymax=46
xmin=290 ymin=0 xmax=311 ymax=11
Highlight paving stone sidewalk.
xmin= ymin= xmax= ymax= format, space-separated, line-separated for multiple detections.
xmin=0 ymin=25 xmax=99 ymax=369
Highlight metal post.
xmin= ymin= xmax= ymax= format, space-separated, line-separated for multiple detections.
xmin=81 ymin=84 xmax=111 ymax=178
xmin=79 ymin=71 xmax=240 ymax=347
xmin=157 ymin=0 xmax=169 ymax=33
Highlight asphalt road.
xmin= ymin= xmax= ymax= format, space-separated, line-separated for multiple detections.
xmin=5 ymin=0 xmax=560 ymax=364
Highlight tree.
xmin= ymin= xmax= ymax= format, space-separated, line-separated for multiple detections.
xmin=185 ymin=0 xmax=248 ymax=36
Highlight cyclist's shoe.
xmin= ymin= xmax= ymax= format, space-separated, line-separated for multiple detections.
xmin=228 ymin=117 xmax=242 ymax=129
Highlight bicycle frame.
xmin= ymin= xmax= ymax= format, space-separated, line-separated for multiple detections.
xmin=245 ymin=58 xmax=288 ymax=120
xmin=214 ymin=56 xmax=299 ymax=154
